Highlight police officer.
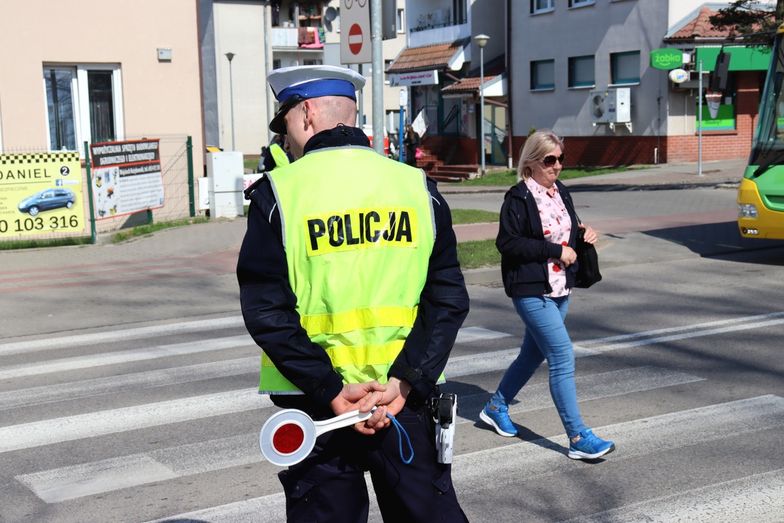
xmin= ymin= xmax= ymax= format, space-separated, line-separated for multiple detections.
xmin=257 ymin=134 xmax=291 ymax=173
xmin=237 ymin=65 xmax=470 ymax=522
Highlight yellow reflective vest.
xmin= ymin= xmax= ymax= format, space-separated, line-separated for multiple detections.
xmin=261 ymin=146 xmax=436 ymax=393
xmin=269 ymin=143 xmax=289 ymax=168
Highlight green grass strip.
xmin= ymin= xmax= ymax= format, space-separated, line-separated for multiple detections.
xmin=0 ymin=236 xmax=94 ymax=250
xmin=457 ymin=239 xmax=500 ymax=269
xmin=460 ymin=166 xmax=631 ymax=186
xmin=451 ymin=209 xmax=499 ymax=225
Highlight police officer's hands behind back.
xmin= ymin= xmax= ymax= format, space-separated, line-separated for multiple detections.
xmin=330 ymin=382 xmax=391 ymax=435
xmin=377 ymin=377 xmax=411 ymax=417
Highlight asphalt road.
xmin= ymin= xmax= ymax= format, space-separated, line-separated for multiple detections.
xmin=1 ymin=182 xmax=783 ymax=522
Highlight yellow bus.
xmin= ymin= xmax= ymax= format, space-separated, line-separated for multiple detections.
xmin=738 ymin=24 xmax=784 ymax=239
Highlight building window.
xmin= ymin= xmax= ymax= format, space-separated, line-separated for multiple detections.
xmin=303 ymin=59 xmax=323 ymax=66
xmin=530 ymin=0 xmax=554 ymax=14
xmin=568 ymin=0 xmax=595 ymax=7
xmin=43 ymin=65 xmax=122 ymax=151
xmin=88 ymin=71 xmax=116 ymax=143
xmin=453 ymin=0 xmax=467 ymax=25
xmin=611 ymin=51 xmax=641 ymax=85
xmin=397 ymin=8 xmax=405 ymax=33
xmin=384 ymin=59 xmax=394 ymax=84
xmin=568 ymin=55 xmax=595 ymax=88
xmin=531 ymin=59 xmax=555 ymax=90
xmin=44 ymin=68 xmax=77 ymax=151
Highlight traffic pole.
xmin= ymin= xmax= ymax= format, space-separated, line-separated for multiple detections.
xmin=370 ymin=0 xmax=384 ymax=155
xmin=698 ymin=59 xmax=703 ymax=177
xmin=398 ymin=88 xmax=407 ymax=163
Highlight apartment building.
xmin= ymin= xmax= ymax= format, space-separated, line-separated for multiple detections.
xmin=387 ymin=0 xmax=507 ymax=171
xmin=200 ymin=0 xmax=409 ymax=155
xmin=509 ymin=0 xmax=772 ymax=165
xmin=0 ymin=0 xmax=203 ymax=157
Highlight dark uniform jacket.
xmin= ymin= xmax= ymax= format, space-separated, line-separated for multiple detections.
xmin=497 ymin=179 xmax=579 ymax=297
xmin=237 ymin=126 xmax=469 ymax=413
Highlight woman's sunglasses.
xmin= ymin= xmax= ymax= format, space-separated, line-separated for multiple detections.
xmin=542 ymin=154 xmax=565 ymax=167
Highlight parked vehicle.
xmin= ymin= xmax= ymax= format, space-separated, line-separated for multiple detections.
xmin=738 ymin=24 xmax=784 ymax=239
xmin=18 ymin=188 xmax=76 ymax=216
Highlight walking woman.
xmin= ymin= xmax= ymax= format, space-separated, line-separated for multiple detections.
xmin=479 ymin=130 xmax=615 ymax=460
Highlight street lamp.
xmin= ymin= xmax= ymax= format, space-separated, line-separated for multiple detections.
xmin=225 ymin=52 xmax=236 ymax=151
xmin=474 ymin=34 xmax=490 ymax=176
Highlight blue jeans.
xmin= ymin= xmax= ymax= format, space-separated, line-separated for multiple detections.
xmin=490 ymin=295 xmax=587 ymax=438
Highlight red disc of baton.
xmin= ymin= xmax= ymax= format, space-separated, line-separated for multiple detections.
xmin=272 ymin=422 xmax=305 ymax=454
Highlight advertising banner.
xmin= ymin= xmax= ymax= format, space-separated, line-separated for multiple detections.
xmin=0 ymin=151 xmax=85 ymax=238
xmin=90 ymin=139 xmax=164 ymax=219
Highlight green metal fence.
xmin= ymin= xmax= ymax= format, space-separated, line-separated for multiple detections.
xmin=0 ymin=135 xmax=196 ymax=248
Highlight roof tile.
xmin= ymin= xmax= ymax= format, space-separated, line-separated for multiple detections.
xmin=386 ymin=41 xmax=465 ymax=73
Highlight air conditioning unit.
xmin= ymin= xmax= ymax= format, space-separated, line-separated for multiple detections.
xmin=590 ymin=90 xmax=611 ymax=124
xmin=590 ymin=88 xmax=631 ymax=126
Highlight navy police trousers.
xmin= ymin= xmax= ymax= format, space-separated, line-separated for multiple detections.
xmin=273 ymin=398 xmax=469 ymax=522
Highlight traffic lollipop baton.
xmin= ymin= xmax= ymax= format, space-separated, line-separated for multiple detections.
xmin=259 ymin=408 xmax=375 ymax=466
xmin=259 ymin=407 xmax=414 ymax=466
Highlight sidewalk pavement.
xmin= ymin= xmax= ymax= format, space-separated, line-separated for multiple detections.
xmin=1 ymin=159 xmax=747 ymax=285
xmin=440 ymin=157 xmax=746 ymax=195
xmin=448 ymin=157 xmax=746 ymax=242
xmin=448 ymin=157 xmax=747 ymax=284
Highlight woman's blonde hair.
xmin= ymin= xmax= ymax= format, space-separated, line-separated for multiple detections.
xmin=516 ymin=130 xmax=564 ymax=182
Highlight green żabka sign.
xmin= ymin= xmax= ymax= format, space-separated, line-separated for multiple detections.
xmin=650 ymin=48 xmax=683 ymax=70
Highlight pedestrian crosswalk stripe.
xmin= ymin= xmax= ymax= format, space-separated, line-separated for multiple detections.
xmin=0 ymin=389 xmax=270 ymax=454
xmin=557 ymin=468 xmax=784 ymax=523
xmin=13 ymin=366 xmax=701 ymax=502
xmin=0 ymin=342 xmax=588 ymax=408
xmin=0 ymin=315 xmax=246 ymax=356
xmin=578 ymin=311 xmax=784 ymax=347
xmin=458 ymin=366 xmax=704 ymax=424
xmin=0 ymin=357 xmax=257 ymax=411
xmin=454 ymin=326 xmax=511 ymax=344
xmin=145 ymin=395 xmax=784 ymax=523
xmin=16 ymin=433 xmax=258 ymax=503
xmin=0 ymin=334 xmax=253 ymax=381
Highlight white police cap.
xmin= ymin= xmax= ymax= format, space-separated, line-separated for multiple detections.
xmin=267 ymin=65 xmax=366 ymax=133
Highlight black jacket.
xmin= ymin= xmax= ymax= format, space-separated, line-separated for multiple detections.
xmin=496 ymin=179 xmax=579 ymax=297
xmin=237 ymin=126 xmax=469 ymax=411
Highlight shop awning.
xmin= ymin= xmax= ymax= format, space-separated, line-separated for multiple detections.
xmin=441 ymin=74 xmax=507 ymax=97
xmin=386 ymin=39 xmax=468 ymax=74
xmin=695 ymin=46 xmax=772 ymax=72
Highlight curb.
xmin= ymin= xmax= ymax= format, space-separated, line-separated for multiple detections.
xmin=463 ymin=266 xmax=501 ymax=286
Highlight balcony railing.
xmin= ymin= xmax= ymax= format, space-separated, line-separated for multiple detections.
xmin=409 ymin=22 xmax=470 ymax=49
xmin=270 ymin=26 xmax=324 ymax=50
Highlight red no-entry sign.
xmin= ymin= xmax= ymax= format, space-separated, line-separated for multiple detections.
xmin=348 ymin=23 xmax=363 ymax=55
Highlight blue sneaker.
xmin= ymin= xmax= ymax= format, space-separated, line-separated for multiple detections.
xmin=568 ymin=429 xmax=615 ymax=460
xmin=480 ymin=402 xmax=518 ymax=437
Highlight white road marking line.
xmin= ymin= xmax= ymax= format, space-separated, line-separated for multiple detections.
xmin=0 ymin=389 xmax=271 ymax=454
xmin=146 ymin=395 xmax=784 ymax=523
xmin=587 ymin=317 xmax=784 ymax=353
xmin=454 ymin=326 xmax=511 ymax=344
xmin=578 ymin=311 xmax=784 ymax=347
xmin=0 ymin=357 xmax=257 ymax=411
xmin=16 ymin=433 xmax=258 ymax=503
xmin=0 ymin=334 xmax=253 ymax=381
xmin=17 ymin=366 xmax=700 ymax=503
xmin=0 ymin=316 xmax=246 ymax=356
xmin=558 ymin=469 xmax=784 ymax=523
xmin=462 ymin=366 xmax=704 ymax=423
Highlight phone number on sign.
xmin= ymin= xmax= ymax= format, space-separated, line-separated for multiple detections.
xmin=0 ymin=215 xmax=81 ymax=233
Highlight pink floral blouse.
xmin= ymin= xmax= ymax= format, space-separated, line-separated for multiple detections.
xmin=525 ymin=176 xmax=572 ymax=297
